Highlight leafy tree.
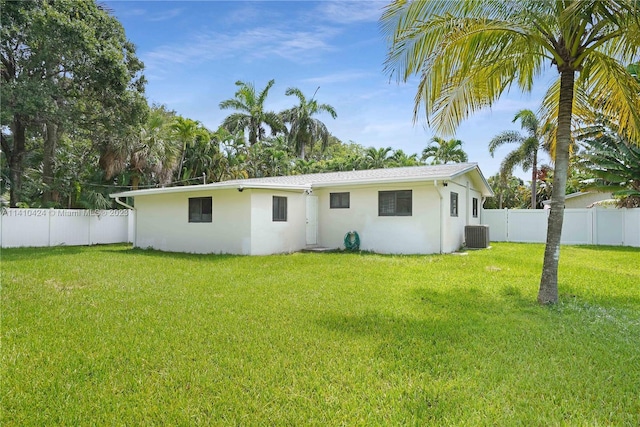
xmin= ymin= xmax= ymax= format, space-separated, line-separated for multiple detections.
xmin=421 ymin=137 xmax=468 ymax=164
xmin=381 ymin=0 xmax=640 ymax=304
xmin=219 ymin=80 xmax=284 ymax=146
xmin=484 ymin=174 xmax=528 ymax=209
xmin=172 ymin=117 xmax=208 ymax=183
xmin=489 ymin=110 xmax=550 ymax=209
xmin=578 ymin=131 xmax=640 ymax=208
xmin=281 ymin=87 xmax=337 ymax=159
xmin=1 ymin=0 xmax=146 ymax=207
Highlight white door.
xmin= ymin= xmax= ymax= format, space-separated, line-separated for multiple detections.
xmin=306 ymin=195 xmax=318 ymax=245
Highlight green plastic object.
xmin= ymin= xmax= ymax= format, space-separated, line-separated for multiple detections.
xmin=344 ymin=231 xmax=360 ymax=251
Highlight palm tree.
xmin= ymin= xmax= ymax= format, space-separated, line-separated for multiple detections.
xmin=281 ymin=87 xmax=337 ymax=160
xmin=364 ymin=147 xmax=393 ymax=169
xmin=219 ymin=79 xmax=285 ymax=146
xmin=390 ymin=149 xmax=421 ymax=167
xmin=421 ymin=137 xmax=468 ymax=165
xmin=381 ymin=0 xmax=640 ymax=304
xmin=129 ymin=106 xmax=180 ymax=190
xmin=171 ymin=117 xmax=207 ymax=183
xmin=489 ymin=110 xmax=550 ymax=209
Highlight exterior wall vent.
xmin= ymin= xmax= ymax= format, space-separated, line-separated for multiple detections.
xmin=465 ymin=225 xmax=490 ymax=249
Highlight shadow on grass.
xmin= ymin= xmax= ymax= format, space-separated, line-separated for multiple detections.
xmin=566 ymin=244 xmax=640 ymax=253
xmin=95 ymin=246 xmax=247 ymax=264
xmin=317 ymin=287 xmax=543 ymax=372
xmin=1 ymin=245 xmax=94 ymax=261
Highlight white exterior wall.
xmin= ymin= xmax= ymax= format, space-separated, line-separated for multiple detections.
xmin=134 ymin=189 xmax=252 ymax=254
xmin=315 ymin=183 xmax=443 ymax=254
xmin=443 ymin=176 xmax=483 ymax=251
xmin=249 ymin=190 xmax=307 ymax=255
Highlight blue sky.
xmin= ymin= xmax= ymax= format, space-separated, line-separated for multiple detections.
xmin=107 ymin=0 xmax=557 ymax=180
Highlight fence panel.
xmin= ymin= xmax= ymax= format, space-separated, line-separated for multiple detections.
xmin=482 ymin=207 xmax=639 ymax=247
xmin=594 ymin=209 xmax=624 ymax=246
xmin=625 ymin=209 xmax=640 ymax=247
xmin=561 ymin=209 xmax=593 ymax=245
xmin=1 ymin=208 xmax=131 ymax=248
xmin=481 ymin=209 xmax=508 ymax=242
xmin=507 ymin=210 xmax=548 ymax=243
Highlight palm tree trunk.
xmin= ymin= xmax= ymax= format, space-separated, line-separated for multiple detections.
xmin=531 ymin=151 xmax=538 ymax=209
xmin=538 ymin=70 xmax=574 ymax=304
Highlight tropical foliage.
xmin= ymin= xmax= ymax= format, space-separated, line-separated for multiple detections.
xmin=280 ymin=87 xmax=337 ymax=159
xmin=577 ymin=130 xmax=640 ymax=208
xmin=489 ymin=110 xmax=550 ymax=209
xmin=381 ymin=0 xmax=640 ymax=304
xmin=218 ymin=80 xmax=285 ymax=146
xmin=422 ymin=137 xmax=468 ymax=165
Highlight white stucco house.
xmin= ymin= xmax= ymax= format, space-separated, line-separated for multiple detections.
xmin=110 ymin=163 xmax=493 ymax=255
xmin=542 ymin=191 xmax=615 ymax=209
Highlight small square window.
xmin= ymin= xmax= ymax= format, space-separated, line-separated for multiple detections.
xmin=330 ymin=192 xmax=350 ymax=209
xmin=189 ymin=197 xmax=212 ymax=223
xmin=273 ymin=196 xmax=287 ymax=222
xmin=379 ymin=190 xmax=412 ymax=216
xmin=450 ymin=192 xmax=458 ymax=217
xmin=472 ymin=197 xmax=478 ymax=218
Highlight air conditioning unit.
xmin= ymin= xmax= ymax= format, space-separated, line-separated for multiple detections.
xmin=465 ymin=225 xmax=490 ymax=249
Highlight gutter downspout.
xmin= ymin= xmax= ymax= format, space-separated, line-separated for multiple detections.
xmin=115 ymin=197 xmax=136 ymax=246
xmin=114 ymin=196 xmax=134 ymax=210
xmin=434 ymin=180 xmax=445 ymax=254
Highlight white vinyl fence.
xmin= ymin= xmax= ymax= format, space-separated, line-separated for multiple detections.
xmin=0 ymin=208 xmax=134 ymax=248
xmin=482 ymin=208 xmax=640 ymax=247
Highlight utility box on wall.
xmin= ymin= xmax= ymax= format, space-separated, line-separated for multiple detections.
xmin=465 ymin=225 xmax=490 ymax=249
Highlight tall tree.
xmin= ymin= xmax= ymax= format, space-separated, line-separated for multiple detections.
xmin=1 ymin=0 xmax=146 ymax=207
xmin=219 ymin=80 xmax=284 ymax=146
xmin=364 ymin=147 xmax=394 ymax=169
xmin=489 ymin=110 xmax=550 ymax=209
xmin=421 ymin=137 xmax=468 ymax=164
xmin=382 ymin=0 xmax=640 ymax=304
xmin=171 ymin=117 xmax=209 ymax=183
xmin=390 ymin=149 xmax=421 ymax=167
xmin=281 ymin=87 xmax=337 ymax=159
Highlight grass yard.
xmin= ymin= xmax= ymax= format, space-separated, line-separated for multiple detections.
xmin=2 ymin=243 xmax=639 ymax=425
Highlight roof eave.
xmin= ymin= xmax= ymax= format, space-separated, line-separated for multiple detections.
xmin=110 ymin=182 xmax=311 ymax=198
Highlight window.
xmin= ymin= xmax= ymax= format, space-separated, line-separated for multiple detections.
xmin=330 ymin=192 xmax=350 ymax=209
xmin=472 ymin=197 xmax=478 ymax=218
xmin=189 ymin=197 xmax=212 ymax=222
xmin=378 ymin=190 xmax=412 ymax=216
xmin=273 ymin=196 xmax=287 ymax=221
xmin=450 ymin=192 xmax=458 ymax=217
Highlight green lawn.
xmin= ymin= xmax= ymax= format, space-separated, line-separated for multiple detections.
xmin=2 ymin=243 xmax=639 ymax=425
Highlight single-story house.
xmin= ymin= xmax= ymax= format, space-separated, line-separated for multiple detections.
xmin=542 ymin=191 xmax=614 ymax=209
xmin=110 ymin=163 xmax=493 ymax=255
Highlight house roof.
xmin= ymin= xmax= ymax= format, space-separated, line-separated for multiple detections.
xmin=110 ymin=163 xmax=494 ymax=198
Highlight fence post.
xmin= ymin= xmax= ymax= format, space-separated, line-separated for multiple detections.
xmin=48 ymin=208 xmax=53 ymax=246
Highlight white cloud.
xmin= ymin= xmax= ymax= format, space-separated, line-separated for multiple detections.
xmin=301 ymin=71 xmax=375 ymax=85
xmin=142 ymin=25 xmax=339 ymax=77
xmin=317 ymin=1 xmax=387 ymax=24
